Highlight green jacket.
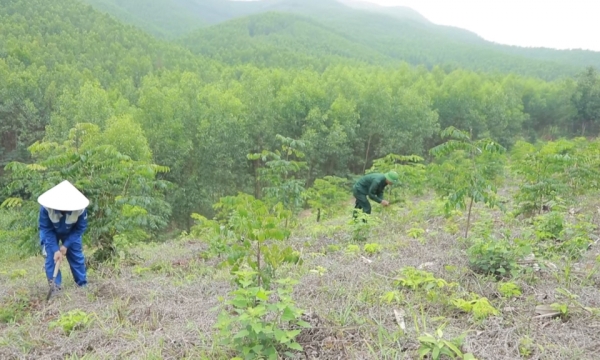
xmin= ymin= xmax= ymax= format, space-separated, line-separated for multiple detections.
xmin=353 ymin=173 xmax=388 ymax=203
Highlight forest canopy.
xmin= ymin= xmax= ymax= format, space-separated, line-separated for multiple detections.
xmin=1 ymin=0 xmax=599 ymax=254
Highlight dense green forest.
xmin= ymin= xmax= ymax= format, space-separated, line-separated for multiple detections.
xmin=81 ymin=0 xmax=600 ymax=80
xmin=2 ymin=0 xmax=600 ymax=235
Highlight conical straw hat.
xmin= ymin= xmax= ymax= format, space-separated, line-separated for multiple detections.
xmin=37 ymin=180 xmax=89 ymax=211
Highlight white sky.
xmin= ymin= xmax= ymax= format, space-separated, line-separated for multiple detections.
xmin=367 ymin=0 xmax=600 ymax=51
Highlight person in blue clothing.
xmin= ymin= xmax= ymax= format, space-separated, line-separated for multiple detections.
xmin=38 ymin=180 xmax=90 ymax=294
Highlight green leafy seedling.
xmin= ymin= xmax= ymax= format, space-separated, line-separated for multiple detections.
xmin=497 ymin=282 xmax=522 ymax=298
xmin=364 ymin=243 xmax=382 ymax=255
xmin=50 ymin=310 xmax=94 ymax=335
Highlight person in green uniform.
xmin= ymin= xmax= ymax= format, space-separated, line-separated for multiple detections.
xmin=353 ymin=171 xmax=399 ymax=217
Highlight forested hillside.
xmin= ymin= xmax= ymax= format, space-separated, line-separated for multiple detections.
xmin=180 ymin=12 xmax=394 ymax=69
xmin=83 ymin=0 xmax=600 ymax=79
xmin=0 ymin=0 xmax=219 ymax=172
xmin=78 ymin=0 xmax=208 ymax=38
xmin=338 ymin=0 xmax=430 ymax=23
xmin=180 ymin=10 xmax=585 ymax=79
xmin=2 ymin=0 xmax=600 ymax=230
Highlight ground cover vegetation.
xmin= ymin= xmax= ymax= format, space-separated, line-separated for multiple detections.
xmin=1 ymin=0 xmax=600 ymax=358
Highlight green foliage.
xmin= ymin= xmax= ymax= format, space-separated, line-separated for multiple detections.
xmin=345 ymin=244 xmax=361 ymax=255
xmin=467 ymin=239 xmax=527 ymax=278
xmin=418 ymin=326 xmax=475 ymax=360
xmin=497 ymin=282 xmax=522 ymax=298
xmin=0 ymin=0 xmax=599 ymax=237
xmin=511 ymin=138 xmax=600 ymax=216
xmin=303 ymin=176 xmax=348 ymax=222
xmin=550 ymin=303 xmax=570 ymax=319
xmin=380 ymin=290 xmax=404 ymax=305
xmin=309 ymin=266 xmax=327 ymax=278
xmin=189 ymin=213 xmax=235 ymax=259
xmin=2 ymin=123 xmax=171 ymax=261
xmin=9 ymin=269 xmax=27 ymax=280
xmin=349 ymin=212 xmax=381 ymax=242
xmin=394 ymin=267 xmax=457 ymax=303
xmin=394 ymin=267 xmax=453 ymax=291
xmin=2 ymin=0 xmax=600 ymax=288
xmin=249 ymin=135 xmax=308 ymax=223
xmin=215 ymin=271 xmax=310 ymax=360
xmin=407 ymin=227 xmax=426 ymax=239
xmin=0 ymin=302 xmax=25 ymax=324
xmin=519 ymin=336 xmax=535 ymax=357
xmin=3 ymin=4 xmax=600 ymax=358
xmin=429 ymin=127 xmax=506 ymax=237
xmin=0 ymin=210 xmax=23 ymax=260
xmin=363 ymin=243 xmax=382 ymax=255
xmin=451 ymin=293 xmax=499 ymax=320
xmin=212 ymin=193 xmax=293 ymax=289
xmin=0 ymin=291 xmax=29 ymax=324
xmin=557 ymin=237 xmax=594 ymax=261
xmin=571 ymin=67 xmax=600 ymax=136
xmin=82 ymin=0 xmax=207 ymax=39
xmin=557 ymin=218 xmax=596 ymax=260
xmin=531 ymin=213 xmax=596 ymax=261
xmin=533 ymin=212 xmax=565 ymax=240
xmin=86 ymin=115 xmax=153 ymax=162
xmin=368 ymin=154 xmax=427 ymax=201
xmin=178 ymin=1 xmax=599 ymax=80
xmin=50 ymin=310 xmax=95 ymax=335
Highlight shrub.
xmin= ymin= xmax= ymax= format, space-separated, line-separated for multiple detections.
xmin=215 ymin=272 xmax=310 ymax=360
xmin=467 ymin=239 xmax=527 ymax=278
xmin=1 ymin=123 xmax=171 ymax=261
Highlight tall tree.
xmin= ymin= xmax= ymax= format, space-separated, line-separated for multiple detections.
xmin=571 ymin=67 xmax=600 ymax=136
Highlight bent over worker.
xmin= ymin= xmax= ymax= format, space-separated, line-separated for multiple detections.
xmin=353 ymin=171 xmax=399 ymax=216
xmin=38 ymin=180 xmax=90 ymax=293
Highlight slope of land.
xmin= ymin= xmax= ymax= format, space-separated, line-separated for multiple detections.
xmin=337 ymin=0 xmax=431 ymax=23
xmin=179 ymin=12 xmax=395 ymax=68
xmin=2 ymin=188 xmax=599 ymax=359
xmin=83 ymin=0 xmax=600 ymax=79
xmin=78 ymin=0 xmax=206 ymax=39
xmin=180 ymin=10 xmax=589 ymax=79
xmin=0 ymin=0 xmax=218 ymax=170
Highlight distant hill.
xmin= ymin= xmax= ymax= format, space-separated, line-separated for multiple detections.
xmin=79 ymin=0 xmax=208 ymax=38
xmin=336 ymin=0 xmax=431 ymax=23
xmin=80 ymin=0 xmax=348 ymax=38
xmin=180 ymin=11 xmax=394 ymax=69
xmin=81 ymin=0 xmax=600 ymax=79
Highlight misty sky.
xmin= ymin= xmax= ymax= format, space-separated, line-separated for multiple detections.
xmin=368 ymin=0 xmax=600 ymax=51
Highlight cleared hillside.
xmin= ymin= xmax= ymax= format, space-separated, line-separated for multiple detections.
xmin=2 ymin=186 xmax=600 ymax=359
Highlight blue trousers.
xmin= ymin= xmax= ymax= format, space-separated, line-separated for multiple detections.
xmin=43 ymin=237 xmax=87 ymax=287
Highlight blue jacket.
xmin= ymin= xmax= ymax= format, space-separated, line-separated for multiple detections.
xmin=39 ymin=206 xmax=88 ymax=255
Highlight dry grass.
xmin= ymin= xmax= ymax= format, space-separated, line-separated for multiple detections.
xmin=2 ymin=192 xmax=600 ymax=359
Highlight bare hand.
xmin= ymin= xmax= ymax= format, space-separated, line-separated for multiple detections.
xmin=53 ymin=251 xmax=63 ymax=263
xmin=381 ymin=200 xmax=390 ymax=207
xmin=60 ymin=245 xmax=68 ymax=256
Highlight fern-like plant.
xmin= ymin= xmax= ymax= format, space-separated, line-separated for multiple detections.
xmin=303 ymin=176 xmax=348 ymax=222
xmin=429 ymin=126 xmax=506 ymax=238
xmin=1 ymin=123 xmax=171 ymax=261
xmin=213 ymin=193 xmax=294 ymax=289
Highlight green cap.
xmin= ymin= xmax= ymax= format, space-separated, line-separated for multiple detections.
xmin=385 ymin=171 xmax=399 ymax=184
